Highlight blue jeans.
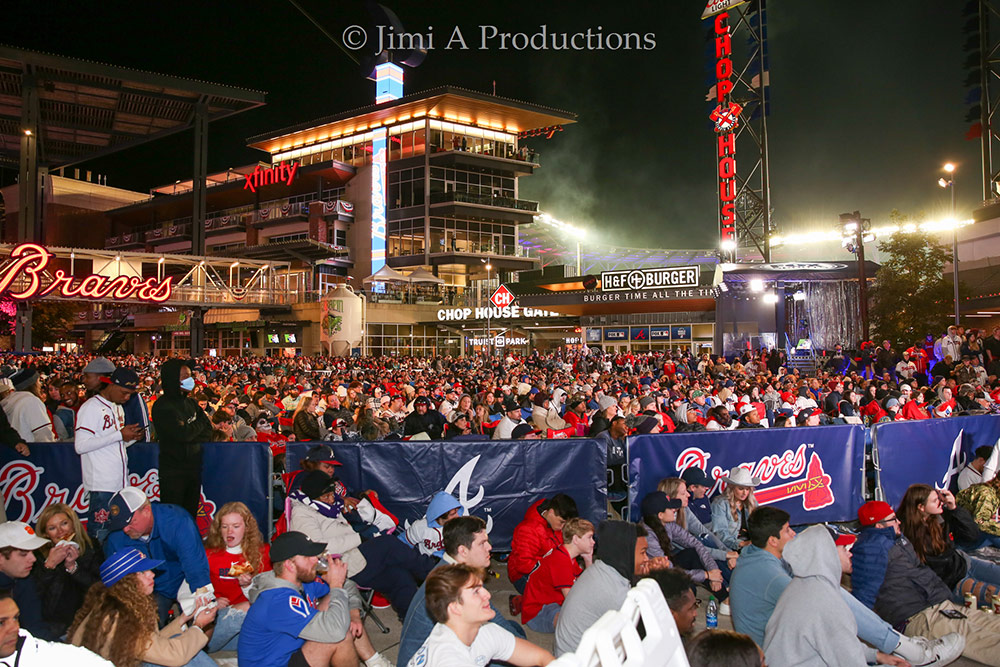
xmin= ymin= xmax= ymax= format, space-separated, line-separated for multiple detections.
xmin=842 ymin=589 xmax=899 ymax=653
xmin=526 ymin=602 xmax=560 ymax=634
xmin=955 ymin=555 xmax=1000 ymax=607
xmin=207 ymin=606 xmax=245 ymax=653
xmin=86 ymin=490 xmax=116 ymax=545
xmin=961 ymin=533 xmax=1000 ymax=551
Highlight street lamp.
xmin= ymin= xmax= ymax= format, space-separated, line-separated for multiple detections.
xmin=482 ymin=259 xmax=493 ymax=358
xmin=939 ymin=163 xmax=959 ymax=325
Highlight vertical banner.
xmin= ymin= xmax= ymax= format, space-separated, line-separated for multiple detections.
xmin=874 ymin=415 xmax=1000 ymax=506
xmin=0 ymin=442 xmax=271 ymax=538
xmin=371 ymin=128 xmax=388 ymax=280
xmin=628 ymin=425 xmax=866 ymax=524
xmin=286 ymin=439 xmax=607 ymax=550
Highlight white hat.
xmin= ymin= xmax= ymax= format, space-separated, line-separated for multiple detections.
xmin=0 ymin=378 xmax=12 ymax=393
xmin=0 ymin=522 xmax=49 ymax=550
xmin=738 ymin=403 xmax=756 ymax=416
xmin=721 ymin=466 xmax=761 ymax=488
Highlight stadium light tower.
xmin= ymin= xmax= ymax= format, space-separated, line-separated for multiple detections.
xmin=939 ymin=163 xmax=959 ymax=325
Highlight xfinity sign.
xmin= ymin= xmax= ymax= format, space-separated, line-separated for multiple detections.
xmin=601 ymin=266 xmax=700 ymax=292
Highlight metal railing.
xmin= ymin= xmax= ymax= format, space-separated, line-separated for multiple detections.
xmin=429 ymin=191 xmax=539 ymax=212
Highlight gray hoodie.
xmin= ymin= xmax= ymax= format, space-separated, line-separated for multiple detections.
xmin=763 ymin=526 xmax=874 ymax=666
xmin=247 ymin=571 xmax=363 ymax=643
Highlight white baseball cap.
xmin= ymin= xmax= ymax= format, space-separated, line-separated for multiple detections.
xmin=0 ymin=522 xmax=49 ymax=550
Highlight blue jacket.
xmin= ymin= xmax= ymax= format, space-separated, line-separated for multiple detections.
xmin=728 ymin=545 xmax=791 ymax=647
xmin=0 ymin=572 xmax=55 ymax=640
xmin=850 ymin=525 xmax=895 ymax=610
xmin=106 ymin=503 xmax=210 ymax=599
xmin=396 ymin=559 xmax=525 ymax=667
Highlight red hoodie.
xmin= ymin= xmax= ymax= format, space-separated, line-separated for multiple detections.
xmin=508 ymin=499 xmax=562 ymax=584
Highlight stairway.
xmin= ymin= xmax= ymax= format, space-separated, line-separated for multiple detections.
xmin=95 ymin=315 xmax=131 ymax=354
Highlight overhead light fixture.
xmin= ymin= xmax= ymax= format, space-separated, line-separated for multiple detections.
xmin=720 ymin=239 xmax=737 ymax=252
xmin=763 ymin=293 xmax=779 ymax=304
xmin=792 ymin=291 xmax=806 ymax=301
xmin=749 ymin=278 xmax=764 ymax=292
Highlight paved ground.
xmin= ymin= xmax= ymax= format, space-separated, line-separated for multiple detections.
xmin=212 ymin=558 xmax=987 ymax=666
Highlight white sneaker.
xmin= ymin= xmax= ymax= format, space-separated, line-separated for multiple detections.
xmin=365 ymin=653 xmax=393 ymax=667
xmin=719 ymin=602 xmax=730 ymax=616
xmin=894 ymin=633 xmax=964 ymax=667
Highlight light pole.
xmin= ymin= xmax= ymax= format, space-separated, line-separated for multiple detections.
xmin=481 ymin=259 xmax=492 ymax=358
xmin=939 ymin=163 xmax=959 ymax=325
xmin=840 ymin=211 xmax=872 ymax=342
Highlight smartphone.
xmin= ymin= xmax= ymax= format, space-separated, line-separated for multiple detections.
xmin=939 ymin=609 xmax=966 ymax=619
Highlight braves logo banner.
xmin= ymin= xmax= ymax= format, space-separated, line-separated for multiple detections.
xmin=628 ymin=425 xmax=866 ymax=524
xmin=285 ymin=439 xmax=607 ymax=550
xmin=0 ymin=442 xmax=271 ymax=536
xmin=873 ymin=415 xmax=1000 ymax=506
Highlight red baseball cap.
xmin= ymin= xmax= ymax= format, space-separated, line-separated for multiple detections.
xmin=834 ymin=533 xmax=857 ymax=548
xmin=858 ymin=501 xmax=894 ymax=526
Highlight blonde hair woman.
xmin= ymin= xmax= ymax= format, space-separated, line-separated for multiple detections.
xmin=710 ymin=467 xmax=760 ymax=551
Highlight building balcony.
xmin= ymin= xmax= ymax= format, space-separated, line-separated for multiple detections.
xmin=204 ymin=213 xmax=248 ymax=236
xmin=105 ymin=232 xmax=145 ymax=250
xmin=429 ymin=191 xmax=538 ymax=224
xmin=145 ymin=222 xmax=191 ymax=245
xmin=428 ymin=149 xmax=539 ymax=175
xmin=250 ymin=201 xmax=309 ymax=228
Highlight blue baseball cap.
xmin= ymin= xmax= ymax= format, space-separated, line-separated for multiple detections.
xmin=100 ymin=548 xmax=164 ymax=587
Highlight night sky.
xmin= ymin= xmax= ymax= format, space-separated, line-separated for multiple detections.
xmin=0 ymin=1 xmax=979 ymax=253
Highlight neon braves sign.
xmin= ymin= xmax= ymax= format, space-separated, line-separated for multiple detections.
xmin=712 ymin=12 xmax=738 ymax=247
xmin=243 ymin=161 xmax=300 ymax=193
xmin=0 ymin=243 xmax=173 ymax=303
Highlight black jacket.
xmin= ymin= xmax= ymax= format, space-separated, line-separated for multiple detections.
xmin=919 ymin=506 xmax=980 ymax=589
xmin=31 ymin=541 xmax=104 ymax=636
xmin=872 ymin=534 xmax=953 ymax=627
xmin=403 ymin=409 xmax=446 ymax=439
xmin=0 ymin=571 xmax=55 ymax=640
xmin=151 ymin=359 xmax=213 ymax=471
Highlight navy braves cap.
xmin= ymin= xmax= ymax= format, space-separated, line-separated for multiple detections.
xmin=100 ymin=548 xmax=164 ymax=587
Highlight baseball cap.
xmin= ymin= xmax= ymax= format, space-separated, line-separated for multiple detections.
xmin=858 ymin=501 xmax=894 ymax=526
xmin=106 ymin=487 xmax=150 ymax=532
xmin=0 ymin=522 xmax=49 ymax=550
xmin=83 ymin=357 xmax=116 ymax=374
xmin=270 ymin=531 xmax=326 ymax=563
xmin=414 ymin=396 xmax=431 ymax=407
xmin=0 ymin=378 xmax=13 ymax=393
xmin=511 ymin=423 xmax=540 ymax=439
xmin=100 ymin=548 xmax=164 ymax=587
xmin=303 ymin=445 xmax=342 ymax=465
xmin=681 ymin=467 xmax=711 ymax=488
xmin=109 ymin=368 xmax=140 ymax=391
xmin=826 ymin=526 xmax=858 ymax=548
xmin=690 ymin=389 xmax=705 ymax=398
xmin=300 ymin=470 xmax=339 ymax=500
xmin=640 ymin=491 xmax=682 ymax=517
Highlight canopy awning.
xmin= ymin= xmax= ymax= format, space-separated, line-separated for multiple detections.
xmin=363 ymin=264 xmax=409 ymax=283
xmin=406 ymin=267 xmax=444 ymax=284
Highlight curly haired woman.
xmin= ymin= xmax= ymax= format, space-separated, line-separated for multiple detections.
xmin=69 ymin=547 xmax=217 ymax=667
xmin=204 ymin=502 xmax=271 ymax=652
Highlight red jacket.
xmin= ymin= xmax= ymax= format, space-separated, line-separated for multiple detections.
xmin=508 ymin=499 xmax=562 ymax=584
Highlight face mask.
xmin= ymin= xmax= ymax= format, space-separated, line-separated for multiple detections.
xmin=180 ymin=377 xmax=196 ymax=392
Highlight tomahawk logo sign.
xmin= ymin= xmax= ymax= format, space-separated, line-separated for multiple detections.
xmin=403 ymin=455 xmax=495 ymax=535
xmin=676 ymin=443 xmax=836 ymax=512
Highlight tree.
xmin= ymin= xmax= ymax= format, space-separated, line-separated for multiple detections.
xmin=869 ymin=211 xmax=958 ymax=347
xmin=28 ymin=300 xmax=79 ymax=347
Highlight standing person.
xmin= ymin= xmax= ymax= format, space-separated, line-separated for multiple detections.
xmin=151 ymin=359 xmax=213 ymax=520
xmin=407 ymin=564 xmax=554 ymax=667
xmin=74 ymin=369 xmax=143 ymax=543
xmin=2 ymin=369 xmax=55 ymax=443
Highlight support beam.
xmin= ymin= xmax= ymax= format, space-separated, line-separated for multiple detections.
xmin=14 ymin=302 xmax=31 ymax=353
xmin=18 ymin=73 xmax=42 ymax=243
xmin=191 ymin=100 xmax=208 ymax=256
xmin=190 ymin=307 xmax=205 ymax=357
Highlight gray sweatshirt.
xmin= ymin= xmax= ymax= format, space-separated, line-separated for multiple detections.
xmin=248 ymin=571 xmax=363 ymax=642
xmin=763 ymin=526 xmax=875 ymax=666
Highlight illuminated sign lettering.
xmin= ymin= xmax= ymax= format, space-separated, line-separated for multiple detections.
xmin=601 ymin=266 xmax=700 ymax=292
xmin=0 ymin=244 xmax=172 ymax=302
xmin=712 ymin=12 xmax=737 ymax=248
xmin=371 ymin=129 xmax=388 ymax=276
xmin=437 ymin=305 xmax=559 ymax=321
xmin=517 ymin=126 xmax=563 ymax=140
xmin=243 ymin=161 xmax=299 ymax=193
xmin=701 ymin=0 xmax=749 ymax=19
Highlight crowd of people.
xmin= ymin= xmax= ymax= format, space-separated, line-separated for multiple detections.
xmin=0 ymin=323 xmax=996 ymax=665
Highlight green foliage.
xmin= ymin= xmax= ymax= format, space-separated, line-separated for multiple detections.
xmin=870 ymin=211 xmax=956 ymax=346
xmin=30 ymin=301 xmax=79 ymax=346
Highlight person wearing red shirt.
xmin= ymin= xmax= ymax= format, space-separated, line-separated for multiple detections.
xmin=521 ymin=518 xmax=595 ymax=633
xmin=204 ymin=501 xmax=271 ymax=652
xmin=507 ymin=495 xmax=579 ymax=594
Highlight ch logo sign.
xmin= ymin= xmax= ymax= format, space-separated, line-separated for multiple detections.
xmin=490 ymin=285 xmax=515 ymax=309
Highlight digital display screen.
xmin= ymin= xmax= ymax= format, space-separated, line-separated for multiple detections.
xmin=267 ymin=334 xmax=279 ymax=344
xmin=284 ymin=333 xmax=297 ymax=344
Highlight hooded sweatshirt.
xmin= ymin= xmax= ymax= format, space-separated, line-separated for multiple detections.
xmin=554 ymin=521 xmax=639 ymax=656
xmin=151 ymin=359 xmax=213 ymax=472
xmin=400 ymin=492 xmax=465 ymax=557
xmin=763 ymin=526 xmax=875 ymax=667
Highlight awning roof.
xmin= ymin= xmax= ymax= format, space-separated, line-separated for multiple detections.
xmin=364 ymin=264 xmax=409 ymax=283
xmin=0 ymin=45 xmax=266 ymax=167
xmin=405 ymin=267 xmax=444 ymax=284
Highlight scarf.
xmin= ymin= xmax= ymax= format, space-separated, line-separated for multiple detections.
xmin=289 ymin=488 xmax=345 ymax=520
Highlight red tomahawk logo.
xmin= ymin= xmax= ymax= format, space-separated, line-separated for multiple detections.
xmin=753 ymin=453 xmax=835 ymax=511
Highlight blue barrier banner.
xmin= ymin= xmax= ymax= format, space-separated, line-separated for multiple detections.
xmin=875 ymin=415 xmax=1000 ymax=507
xmin=286 ymin=439 xmax=607 ymax=550
xmin=0 ymin=442 xmax=271 ymax=537
xmin=628 ymin=425 xmax=866 ymax=524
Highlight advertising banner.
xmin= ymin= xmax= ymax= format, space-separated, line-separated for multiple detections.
xmin=286 ymin=439 xmax=607 ymax=550
xmin=628 ymin=425 xmax=866 ymax=524
xmin=873 ymin=415 xmax=1000 ymax=506
xmin=0 ymin=442 xmax=272 ymax=537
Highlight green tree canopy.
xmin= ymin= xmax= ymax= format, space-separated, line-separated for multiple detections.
xmin=870 ymin=211 xmax=956 ymax=347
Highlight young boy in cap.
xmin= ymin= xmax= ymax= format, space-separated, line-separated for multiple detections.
xmin=239 ymin=531 xmax=390 ymax=667
xmin=0 ymin=522 xmax=56 ymax=640
xmin=104 ymin=487 xmax=214 ymax=624
xmin=74 ymin=368 xmax=144 ymax=543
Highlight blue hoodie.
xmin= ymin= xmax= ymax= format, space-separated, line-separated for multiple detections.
xmin=728 ymin=544 xmax=792 ymax=646
xmin=399 ymin=492 xmax=465 ymax=557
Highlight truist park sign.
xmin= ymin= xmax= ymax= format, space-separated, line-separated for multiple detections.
xmin=706 ymin=4 xmax=742 ymax=249
xmin=0 ymin=244 xmax=172 ymax=302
